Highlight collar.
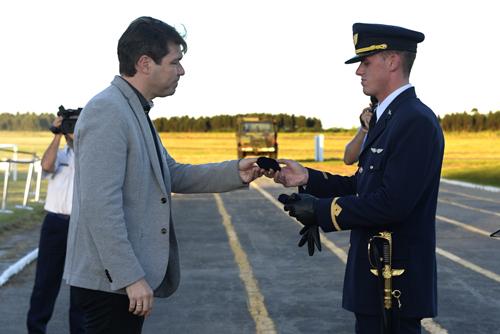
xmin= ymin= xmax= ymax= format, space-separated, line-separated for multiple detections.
xmin=119 ymin=76 xmax=154 ymax=113
xmin=376 ymin=83 xmax=412 ymax=121
xmin=62 ymin=144 xmax=73 ymax=155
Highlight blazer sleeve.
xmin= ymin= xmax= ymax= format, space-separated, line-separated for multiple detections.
xmin=163 ymin=147 xmax=248 ymax=194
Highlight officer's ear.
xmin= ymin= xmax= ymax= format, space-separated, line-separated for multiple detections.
xmin=388 ymin=53 xmax=401 ymax=73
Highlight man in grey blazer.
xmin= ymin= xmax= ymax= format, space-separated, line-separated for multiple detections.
xmin=63 ymin=17 xmax=265 ymax=333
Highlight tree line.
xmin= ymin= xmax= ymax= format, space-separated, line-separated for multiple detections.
xmin=438 ymin=109 xmax=500 ymax=132
xmin=0 ymin=112 xmax=55 ymax=131
xmin=2 ymin=109 xmax=500 ymax=132
xmin=151 ymin=113 xmax=322 ymax=132
xmin=0 ymin=112 xmax=322 ymax=133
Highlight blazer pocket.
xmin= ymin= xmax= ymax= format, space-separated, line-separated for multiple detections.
xmin=367 ymin=155 xmax=383 ymax=171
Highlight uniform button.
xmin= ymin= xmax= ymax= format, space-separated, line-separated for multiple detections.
xmin=161 ymin=228 xmax=167 ymax=234
xmin=359 ymin=167 xmax=364 ymax=174
xmin=370 ymin=165 xmax=374 ymax=170
xmin=161 ymin=198 xmax=167 ymax=204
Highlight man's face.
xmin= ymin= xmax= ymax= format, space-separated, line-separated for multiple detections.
xmin=65 ymin=115 xmax=77 ymax=148
xmin=355 ymin=53 xmax=390 ymax=100
xmin=149 ymin=41 xmax=185 ymax=99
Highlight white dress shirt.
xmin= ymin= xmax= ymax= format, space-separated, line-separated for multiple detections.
xmin=374 ymin=83 xmax=413 ymax=121
xmin=43 ymin=145 xmax=74 ymax=215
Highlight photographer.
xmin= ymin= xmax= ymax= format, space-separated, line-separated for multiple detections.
xmin=27 ymin=109 xmax=85 ymax=334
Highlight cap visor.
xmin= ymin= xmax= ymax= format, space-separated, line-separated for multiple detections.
xmin=345 ymin=50 xmax=381 ymax=64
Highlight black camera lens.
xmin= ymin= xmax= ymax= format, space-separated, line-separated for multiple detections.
xmin=61 ymin=119 xmax=77 ymax=134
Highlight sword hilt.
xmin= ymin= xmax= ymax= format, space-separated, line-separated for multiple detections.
xmin=368 ymin=232 xmax=405 ymax=311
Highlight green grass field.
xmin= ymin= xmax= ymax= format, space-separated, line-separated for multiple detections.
xmin=1 ymin=131 xmax=499 ymax=235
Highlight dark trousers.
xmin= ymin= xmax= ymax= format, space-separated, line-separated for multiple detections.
xmin=27 ymin=213 xmax=86 ymax=334
xmin=355 ymin=313 xmax=422 ymax=334
xmin=72 ymin=286 xmax=145 ymax=334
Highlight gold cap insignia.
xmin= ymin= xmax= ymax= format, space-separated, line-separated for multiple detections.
xmin=355 ymin=43 xmax=387 ymax=55
xmin=353 ymin=33 xmax=358 ymax=46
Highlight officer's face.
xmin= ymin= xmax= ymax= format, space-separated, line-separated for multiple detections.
xmin=149 ymin=41 xmax=185 ymax=99
xmin=355 ymin=53 xmax=390 ymax=101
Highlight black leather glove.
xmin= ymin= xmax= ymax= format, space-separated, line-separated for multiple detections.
xmin=283 ymin=193 xmax=318 ymax=227
xmin=279 ymin=193 xmax=321 ymax=256
xmin=298 ymin=224 xmax=322 ymax=256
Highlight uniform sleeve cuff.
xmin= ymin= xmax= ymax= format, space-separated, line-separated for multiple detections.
xmin=316 ymin=197 xmax=342 ymax=232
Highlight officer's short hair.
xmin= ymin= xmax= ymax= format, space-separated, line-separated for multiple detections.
xmin=379 ymin=50 xmax=416 ymax=78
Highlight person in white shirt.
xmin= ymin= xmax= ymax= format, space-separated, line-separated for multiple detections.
xmin=27 ymin=115 xmax=85 ymax=334
xmin=343 ymin=96 xmax=378 ymax=165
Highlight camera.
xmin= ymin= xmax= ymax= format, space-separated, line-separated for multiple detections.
xmin=50 ymin=105 xmax=82 ymax=134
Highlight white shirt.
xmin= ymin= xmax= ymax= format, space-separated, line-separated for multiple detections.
xmin=360 ymin=83 xmax=413 ymax=153
xmin=374 ymin=83 xmax=413 ymax=121
xmin=43 ymin=145 xmax=74 ymax=215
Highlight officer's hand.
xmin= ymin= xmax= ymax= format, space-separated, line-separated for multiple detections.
xmin=283 ymin=193 xmax=318 ymax=227
xmin=273 ymin=159 xmax=309 ymax=188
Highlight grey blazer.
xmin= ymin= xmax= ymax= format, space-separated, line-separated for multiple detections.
xmin=64 ymin=76 xmax=247 ymax=298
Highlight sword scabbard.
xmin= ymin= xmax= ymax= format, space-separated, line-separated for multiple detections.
xmin=368 ymin=232 xmax=405 ymax=310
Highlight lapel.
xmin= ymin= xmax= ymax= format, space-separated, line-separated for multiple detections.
xmin=361 ymin=87 xmax=417 ymax=154
xmin=111 ymin=76 xmax=167 ymax=195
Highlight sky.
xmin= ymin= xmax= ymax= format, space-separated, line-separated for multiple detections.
xmin=1 ymin=0 xmax=499 ymax=129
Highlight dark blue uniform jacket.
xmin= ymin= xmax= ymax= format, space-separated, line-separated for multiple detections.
xmin=302 ymin=87 xmax=444 ymax=318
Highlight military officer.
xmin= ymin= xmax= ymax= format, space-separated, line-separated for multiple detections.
xmin=269 ymin=23 xmax=445 ymax=333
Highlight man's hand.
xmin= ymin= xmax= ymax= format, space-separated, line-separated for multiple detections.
xmin=238 ymin=158 xmax=265 ymax=183
xmin=267 ymin=159 xmax=308 ymax=188
xmin=53 ymin=116 xmax=63 ymax=129
xmin=49 ymin=116 xmax=64 ymax=135
xmin=41 ymin=116 xmax=66 ymax=173
xmin=360 ymin=107 xmax=373 ymax=132
xmin=125 ymin=278 xmax=154 ymax=318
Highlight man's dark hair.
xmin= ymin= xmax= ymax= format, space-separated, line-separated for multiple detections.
xmin=118 ymin=16 xmax=188 ymax=77
xmin=379 ymin=50 xmax=416 ymax=79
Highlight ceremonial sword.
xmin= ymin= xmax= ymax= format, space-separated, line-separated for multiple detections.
xmin=368 ymin=232 xmax=404 ymax=334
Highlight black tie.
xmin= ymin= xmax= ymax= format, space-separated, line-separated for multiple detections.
xmin=367 ymin=109 xmax=377 ymax=138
